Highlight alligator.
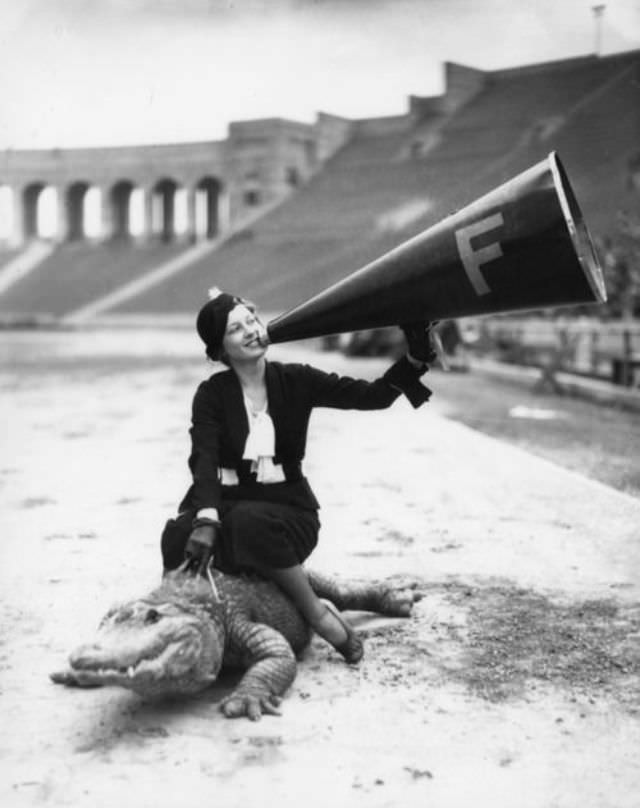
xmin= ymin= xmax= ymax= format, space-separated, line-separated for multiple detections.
xmin=51 ymin=568 xmax=420 ymax=720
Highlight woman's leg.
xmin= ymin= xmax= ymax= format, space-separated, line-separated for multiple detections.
xmin=220 ymin=501 xmax=362 ymax=662
xmin=256 ymin=563 xmax=363 ymax=663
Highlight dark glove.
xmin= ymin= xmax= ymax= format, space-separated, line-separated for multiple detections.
xmin=400 ymin=321 xmax=439 ymax=364
xmin=184 ymin=520 xmax=220 ymax=576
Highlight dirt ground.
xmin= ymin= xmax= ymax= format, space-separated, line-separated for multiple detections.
xmin=1 ymin=329 xmax=640 ymax=808
xmin=430 ymin=365 xmax=640 ymax=499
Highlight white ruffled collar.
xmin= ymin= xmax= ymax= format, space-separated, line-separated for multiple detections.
xmin=241 ymin=395 xmax=284 ymax=483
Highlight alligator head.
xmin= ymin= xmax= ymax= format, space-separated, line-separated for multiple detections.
xmin=51 ymin=572 xmax=226 ymax=698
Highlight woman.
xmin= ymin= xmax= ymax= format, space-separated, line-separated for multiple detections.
xmin=161 ymin=289 xmax=436 ymax=664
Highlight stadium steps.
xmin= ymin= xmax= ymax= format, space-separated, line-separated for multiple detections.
xmin=0 ymin=240 xmax=187 ymax=318
xmin=119 ymin=116 xmax=463 ymax=313
xmin=363 ymin=53 xmax=640 ymax=239
xmin=270 ymin=53 xmax=640 ymax=309
xmin=0 ymin=247 xmax=26 ymax=270
xmin=543 ymin=61 xmax=640 ymax=235
xmin=0 ymin=241 xmax=55 ymax=297
xmin=4 ymin=51 xmax=636 ymax=320
xmin=408 ymin=55 xmax=640 ymax=239
xmin=62 ymin=239 xmax=220 ymax=324
xmin=116 ymin=51 xmax=640 ymax=316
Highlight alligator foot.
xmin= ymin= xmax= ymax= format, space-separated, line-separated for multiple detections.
xmin=220 ymin=691 xmax=282 ymax=721
xmin=379 ymin=583 xmax=423 ymax=617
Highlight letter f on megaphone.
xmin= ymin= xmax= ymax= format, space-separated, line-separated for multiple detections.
xmin=266 ymin=152 xmax=606 ymax=344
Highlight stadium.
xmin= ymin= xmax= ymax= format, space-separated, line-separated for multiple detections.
xmin=2 ymin=17 xmax=640 ymax=807
xmin=0 ymin=51 xmax=637 ymax=315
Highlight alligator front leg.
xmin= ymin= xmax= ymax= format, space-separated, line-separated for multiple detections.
xmin=306 ymin=570 xmax=421 ymax=616
xmin=220 ymin=619 xmax=297 ymax=721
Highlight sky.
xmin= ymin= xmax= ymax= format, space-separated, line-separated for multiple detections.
xmin=0 ymin=0 xmax=638 ymax=150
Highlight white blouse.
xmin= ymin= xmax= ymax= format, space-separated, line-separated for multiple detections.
xmin=196 ymin=394 xmax=286 ymax=522
xmin=241 ymin=395 xmax=286 ymax=484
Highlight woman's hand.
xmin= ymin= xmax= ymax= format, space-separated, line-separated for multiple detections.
xmin=184 ymin=522 xmax=220 ymax=576
xmin=400 ymin=321 xmax=439 ymax=364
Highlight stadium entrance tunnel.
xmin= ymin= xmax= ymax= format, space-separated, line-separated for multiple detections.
xmin=195 ymin=176 xmax=223 ymax=240
xmin=152 ymin=178 xmax=178 ymax=242
xmin=23 ymin=182 xmax=48 ymax=239
xmin=66 ymin=181 xmax=90 ymax=240
xmin=110 ymin=180 xmax=136 ymax=240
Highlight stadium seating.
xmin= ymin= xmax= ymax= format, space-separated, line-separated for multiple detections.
xmin=1 ymin=50 xmax=637 ymax=319
xmin=139 ymin=52 xmax=637 ymax=315
xmin=0 ymin=240 xmax=188 ymax=319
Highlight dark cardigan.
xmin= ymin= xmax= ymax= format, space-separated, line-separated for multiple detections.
xmin=178 ymin=356 xmax=430 ymax=514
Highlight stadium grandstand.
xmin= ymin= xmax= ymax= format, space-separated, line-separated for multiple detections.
xmin=0 ymin=49 xmax=638 ymax=327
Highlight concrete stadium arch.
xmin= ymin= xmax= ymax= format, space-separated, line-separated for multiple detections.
xmin=66 ymin=181 xmax=90 ymax=240
xmin=152 ymin=178 xmax=178 ymax=242
xmin=110 ymin=180 xmax=135 ymax=239
xmin=84 ymin=187 xmax=102 ymax=239
xmin=0 ymin=111 xmax=349 ymax=245
xmin=0 ymin=186 xmax=13 ymax=241
xmin=23 ymin=182 xmax=47 ymax=239
xmin=195 ymin=176 xmax=223 ymax=239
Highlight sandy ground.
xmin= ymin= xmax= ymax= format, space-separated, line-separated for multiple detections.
xmin=1 ymin=331 xmax=640 ymax=808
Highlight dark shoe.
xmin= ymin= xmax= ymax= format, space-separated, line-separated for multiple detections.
xmin=320 ymin=600 xmax=364 ymax=665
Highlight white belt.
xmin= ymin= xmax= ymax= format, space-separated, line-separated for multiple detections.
xmin=219 ymin=464 xmax=286 ymax=485
xmin=220 ymin=467 xmax=239 ymax=485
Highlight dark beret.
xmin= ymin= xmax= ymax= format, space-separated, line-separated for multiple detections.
xmin=196 ymin=289 xmax=242 ymax=359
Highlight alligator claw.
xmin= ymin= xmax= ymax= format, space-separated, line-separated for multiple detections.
xmin=220 ymin=692 xmax=283 ymax=720
xmin=380 ymin=587 xmax=422 ymax=617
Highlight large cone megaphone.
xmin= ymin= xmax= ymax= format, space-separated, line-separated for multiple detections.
xmin=267 ymin=152 xmax=606 ymax=344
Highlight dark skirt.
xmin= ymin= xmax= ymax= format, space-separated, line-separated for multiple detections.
xmin=161 ymin=500 xmax=320 ymax=574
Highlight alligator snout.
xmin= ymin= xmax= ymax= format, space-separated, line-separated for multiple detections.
xmin=70 ymin=643 xmax=110 ymax=670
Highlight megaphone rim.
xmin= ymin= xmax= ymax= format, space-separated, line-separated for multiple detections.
xmin=548 ymin=151 xmax=607 ymax=304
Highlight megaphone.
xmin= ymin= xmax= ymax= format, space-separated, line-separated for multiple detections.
xmin=267 ymin=152 xmax=606 ymax=344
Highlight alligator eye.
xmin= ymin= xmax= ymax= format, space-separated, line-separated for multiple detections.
xmin=145 ymin=608 xmax=161 ymax=624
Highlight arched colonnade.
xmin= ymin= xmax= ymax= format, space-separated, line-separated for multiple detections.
xmin=0 ymin=175 xmax=228 ymax=245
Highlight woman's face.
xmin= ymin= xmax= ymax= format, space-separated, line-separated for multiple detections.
xmin=222 ymin=304 xmax=267 ymax=364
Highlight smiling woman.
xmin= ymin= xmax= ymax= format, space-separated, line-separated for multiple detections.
xmin=160 ymin=286 xmax=438 ymax=673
